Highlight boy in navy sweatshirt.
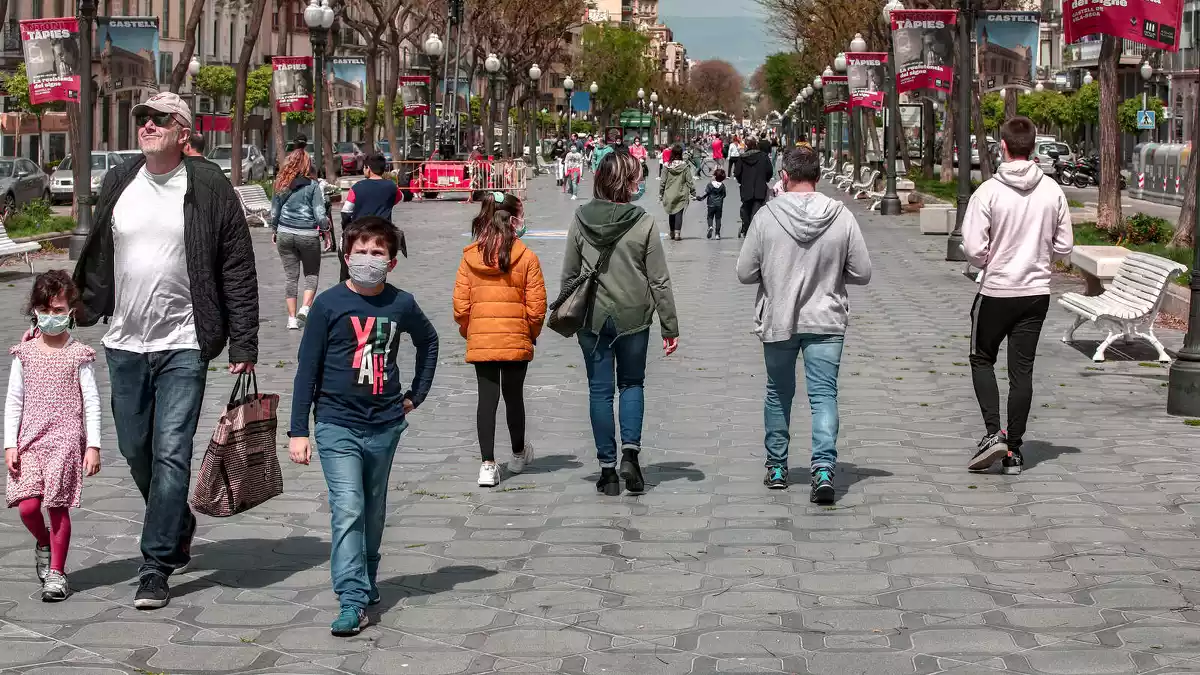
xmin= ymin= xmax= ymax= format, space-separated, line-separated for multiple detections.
xmin=695 ymin=168 xmax=728 ymax=240
xmin=288 ymin=216 xmax=439 ymax=637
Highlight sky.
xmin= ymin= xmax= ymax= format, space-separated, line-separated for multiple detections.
xmin=658 ymin=0 xmax=772 ymax=77
xmin=658 ymin=0 xmax=762 ymax=18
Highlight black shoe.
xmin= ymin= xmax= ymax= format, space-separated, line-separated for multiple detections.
xmin=810 ymin=468 xmax=835 ymax=504
xmin=706 ymin=226 xmax=714 ymax=239
xmin=1002 ymin=449 xmax=1023 ymax=475
xmin=764 ymin=466 xmax=788 ymax=489
xmin=596 ymin=467 xmax=621 ymax=496
xmin=134 ymin=574 xmax=170 ymax=610
xmin=620 ymin=447 xmax=645 ymax=494
xmin=968 ymin=432 xmax=1008 ymax=472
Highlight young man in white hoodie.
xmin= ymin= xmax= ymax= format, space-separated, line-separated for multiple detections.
xmin=736 ymin=146 xmax=872 ymax=502
xmin=963 ymin=116 xmax=1073 ymax=475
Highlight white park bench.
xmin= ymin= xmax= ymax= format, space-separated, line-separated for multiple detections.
xmin=868 ymin=179 xmax=916 ymax=211
xmin=234 ymin=184 xmax=273 ymax=228
xmin=842 ymin=167 xmax=871 ymax=194
xmin=821 ymin=160 xmax=844 ymax=181
xmin=1059 ymin=251 xmax=1187 ymax=363
xmin=852 ymin=169 xmax=880 ymax=199
xmin=832 ymin=164 xmax=857 ymax=189
xmin=0 ymin=224 xmax=41 ymax=274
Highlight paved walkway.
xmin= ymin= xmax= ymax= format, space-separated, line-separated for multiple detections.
xmin=0 ymin=174 xmax=1198 ymax=675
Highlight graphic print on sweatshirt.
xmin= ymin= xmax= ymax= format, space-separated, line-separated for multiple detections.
xmin=351 ymin=315 xmax=399 ymax=394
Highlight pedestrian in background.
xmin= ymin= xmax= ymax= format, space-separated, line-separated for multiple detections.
xmin=564 ymin=144 xmax=585 ymax=200
xmin=728 ymin=136 xmax=743 ymax=177
xmin=963 ymin=116 xmax=1073 ymax=476
xmin=737 ymin=146 xmax=872 ymax=502
xmin=695 ymin=167 xmax=728 ymax=240
xmin=562 ymin=150 xmax=679 ymax=496
xmin=712 ymin=134 xmax=725 ymax=173
xmin=6 ymin=271 xmax=102 ymax=602
xmin=454 ymin=192 xmax=546 ymax=488
xmin=271 ymin=150 xmax=327 ymax=330
xmin=659 ymin=143 xmax=695 ymax=241
xmin=734 ymin=139 xmax=774 ymax=238
xmin=591 ymin=138 xmax=613 ymax=174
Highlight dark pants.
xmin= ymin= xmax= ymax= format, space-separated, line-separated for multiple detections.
xmin=706 ymin=207 xmax=722 ymax=236
xmin=740 ymin=198 xmax=765 ymax=236
xmin=106 ymin=348 xmax=208 ymax=578
xmin=668 ymin=211 xmax=684 ymax=236
xmin=968 ymin=294 xmax=1050 ymax=449
xmin=474 ymin=361 xmax=529 ymax=462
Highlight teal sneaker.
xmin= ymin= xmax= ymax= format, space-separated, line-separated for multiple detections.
xmin=330 ymin=606 xmax=369 ymax=637
xmin=764 ymin=466 xmax=788 ymax=490
xmin=810 ymin=469 xmax=835 ymax=504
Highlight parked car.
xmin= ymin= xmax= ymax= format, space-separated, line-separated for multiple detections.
xmin=335 ymin=142 xmax=364 ymax=175
xmin=1033 ymin=140 xmax=1075 ymax=179
xmin=50 ymin=152 xmax=123 ymax=204
xmin=0 ymin=157 xmax=51 ymax=216
xmin=376 ymin=140 xmax=394 ymax=163
xmin=112 ymin=149 xmax=143 ymax=165
xmin=208 ymin=144 xmax=268 ymax=181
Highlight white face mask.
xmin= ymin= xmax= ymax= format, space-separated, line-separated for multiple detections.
xmin=346 ymin=254 xmax=390 ymax=286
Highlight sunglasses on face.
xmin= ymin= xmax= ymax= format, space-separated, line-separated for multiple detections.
xmin=135 ymin=112 xmax=175 ymax=129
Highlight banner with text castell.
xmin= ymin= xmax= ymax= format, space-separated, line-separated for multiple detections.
xmin=96 ymin=17 xmax=160 ymax=94
xmin=978 ymin=12 xmax=1041 ymax=93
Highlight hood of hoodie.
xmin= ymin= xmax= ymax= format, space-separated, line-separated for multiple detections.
xmin=463 ymin=238 xmax=529 ymax=276
xmin=994 ymin=160 xmax=1045 ymax=192
xmin=739 ymin=150 xmax=764 ymax=167
xmin=574 ymin=199 xmax=646 ymax=247
xmin=665 ymin=160 xmax=689 ymax=174
xmin=762 ymin=191 xmax=844 ymax=243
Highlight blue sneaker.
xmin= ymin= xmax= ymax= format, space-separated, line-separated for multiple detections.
xmin=810 ymin=469 xmax=835 ymax=504
xmin=330 ymin=606 xmax=369 ymax=637
xmin=764 ymin=466 xmax=788 ymax=490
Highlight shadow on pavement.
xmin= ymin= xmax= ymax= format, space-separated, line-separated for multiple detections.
xmin=1065 ymin=338 xmax=1173 ymax=363
xmin=375 ymin=564 xmax=497 ymax=613
xmin=513 ymin=453 xmax=584 ymax=475
xmin=832 ymin=462 xmax=895 ymax=496
xmin=1020 ymin=440 xmax=1082 ymax=471
xmin=580 ymin=461 xmax=706 ymax=493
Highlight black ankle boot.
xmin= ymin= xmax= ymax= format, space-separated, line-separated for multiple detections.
xmin=596 ymin=467 xmax=620 ymax=496
xmin=620 ymin=447 xmax=645 ymax=494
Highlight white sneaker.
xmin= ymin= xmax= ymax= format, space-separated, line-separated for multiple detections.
xmin=297 ymin=306 xmax=310 ymax=326
xmin=41 ymin=570 xmax=68 ymax=602
xmin=571 ymin=195 xmax=578 ymax=200
xmin=509 ymin=443 xmax=534 ymax=474
xmin=478 ymin=462 xmax=500 ymax=487
xmin=34 ymin=544 xmax=50 ymax=582
xmin=287 ymin=317 xmax=300 ymax=330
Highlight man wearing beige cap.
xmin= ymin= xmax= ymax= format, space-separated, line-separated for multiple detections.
xmin=73 ymin=91 xmax=259 ymax=609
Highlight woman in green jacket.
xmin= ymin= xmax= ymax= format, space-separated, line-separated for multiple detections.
xmin=659 ymin=143 xmax=695 ymax=240
xmin=561 ymin=149 xmax=680 ymax=497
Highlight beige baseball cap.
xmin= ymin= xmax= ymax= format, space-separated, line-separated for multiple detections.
xmin=132 ymin=91 xmax=193 ymax=127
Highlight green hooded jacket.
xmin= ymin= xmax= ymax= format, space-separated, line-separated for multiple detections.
xmin=659 ymin=159 xmax=695 ymax=215
xmin=561 ymin=199 xmax=679 ymax=339
xmin=590 ymin=144 xmax=614 ymax=172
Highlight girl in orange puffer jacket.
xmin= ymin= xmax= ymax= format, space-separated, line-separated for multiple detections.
xmin=453 ymin=192 xmax=547 ymax=487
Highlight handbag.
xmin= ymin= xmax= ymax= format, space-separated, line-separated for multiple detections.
xmin=547 ymin=239 xmax=620 ymax=338
xmin=189 ymin=372 xmax=284 ymax=518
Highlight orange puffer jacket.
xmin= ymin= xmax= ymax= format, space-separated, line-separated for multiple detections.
xmin=453 ymin=239 xmax=547 ymax=362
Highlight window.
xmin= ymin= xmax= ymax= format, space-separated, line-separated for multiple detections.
xmin=17 ymin=159 xmax=38 ymax=175
xmin=179 ymin=0 xmax=186 ymax=41
xmin=54 ymin=0 xmax=64 ymax=17
xmin=122 ymin=0 xmax=129 ymax=15
xmin=163 ymin=0 xmax=169 ymax=37
xmin=32 ymin=0 xmax=42 ymax=18
xmin=160 ymin=52 xmax=173 ymax=87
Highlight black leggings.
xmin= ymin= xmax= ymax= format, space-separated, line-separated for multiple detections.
xmin=668 ymin=211 xmax=684 ymax=236
xmin=968 ymin=294 xmax=1049 ymax=448
xmin=475 ymin=361 xmax=529 ymax=462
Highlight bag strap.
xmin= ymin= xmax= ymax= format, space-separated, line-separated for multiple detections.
xmin=228 ymin=371 xmax=259 ymax=408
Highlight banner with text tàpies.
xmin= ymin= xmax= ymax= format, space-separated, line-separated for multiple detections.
xmin=19 ymin=18 xmax=81 ymax=105
xmin=977 ymin=12 xmax=1040 ymax=93
xmin=847 ymin=52 xmax=887 ymax=111
xmin=890 ymin=10 xmax=956 ymax=96
xmin=96 ymin=16 xmax=160 ymax=94
xmin=328 ymin=57 xmax=366 ymax=111
xmin=822 ymin=75 xmax=848 ymax=113
xmin=399 ymin=74 xmax=430 ymax=116
xmin=1064 ymin=0 xmax=1182 ymax=50
xmin=273 ymin=56 xmax=313 ymax=113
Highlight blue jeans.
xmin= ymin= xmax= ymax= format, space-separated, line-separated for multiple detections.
xmin=577 ymin=319 xmax=650 ymax=468
xmin=762 ymin=334 xmax=844 ymax=473
xmin=106 ymin=348 xmax=208 ymax=578
xmin=315 ymin=420 xmax=407 ymax=611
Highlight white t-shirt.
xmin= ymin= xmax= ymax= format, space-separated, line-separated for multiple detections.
xmin=102 ymin=162 xmax=200 ymax=353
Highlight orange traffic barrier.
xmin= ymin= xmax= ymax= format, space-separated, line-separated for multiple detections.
xmin=391 ymin=158 xmax=529 ymax=202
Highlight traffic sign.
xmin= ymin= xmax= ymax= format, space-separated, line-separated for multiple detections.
xmin=1137 ymin=110 xmax=1156 ymax=130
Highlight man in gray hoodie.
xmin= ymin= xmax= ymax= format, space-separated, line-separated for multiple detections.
xmin=736 ymin=146 xmax=872 ymax=502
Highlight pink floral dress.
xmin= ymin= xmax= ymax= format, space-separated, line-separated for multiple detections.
xmin=5 ymin=340 xmax=94 ymax=508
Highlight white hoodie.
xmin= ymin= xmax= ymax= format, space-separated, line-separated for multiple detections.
xmin=962 ymin=160 xmax=1074 ymax=298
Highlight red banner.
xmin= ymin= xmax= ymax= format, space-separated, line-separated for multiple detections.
xmin=1064 ymin=0 xmax=1183 ymax=51
xmin=20 ymin=18 xmax=82 ymax=105
xmin=273 ymin=56 xmax=313 ymax=113
xmin=820 ymin=75 xmax=848 ymax=114
xmin=847 ymin=52 xmax=887 ymax=110
xmin=399 ymin=74 xmax=430 ymax=116
xmin=890 ymin=10 xmax=956 ymax=95
xmin=196 ymin=114 xmax=232 ymax=132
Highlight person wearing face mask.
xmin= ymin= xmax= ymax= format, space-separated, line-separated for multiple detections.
xmin=288 ymin=216 xmax=439 ymax=637
xmin=453 ymin=192 xmax=546 ymax=488
xmin=5 ymin=271 xmax=103 ymax=603
xmin=561 ymin=150 xmax=679 ymax=497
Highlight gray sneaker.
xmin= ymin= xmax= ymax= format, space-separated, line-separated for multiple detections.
xmin=41 ymin=570 xmax=69 ymax=602
xmin=34 ymin=544 xmax=50 ymax=582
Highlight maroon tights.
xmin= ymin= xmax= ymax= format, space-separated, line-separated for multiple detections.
xmin=18 ymin=497 xmax=70 ymax=572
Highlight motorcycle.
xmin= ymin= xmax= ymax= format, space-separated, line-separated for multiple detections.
xmin=1051 ymin=156 xmax=1077 ymax=186
xmin=1073 ymin=155 xmax=1127 ymax=190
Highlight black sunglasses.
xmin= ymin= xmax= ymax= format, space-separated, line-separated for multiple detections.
xmin=135 ymin=112 xmax=175 ymax=128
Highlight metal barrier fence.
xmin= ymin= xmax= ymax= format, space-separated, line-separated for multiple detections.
xmin=392 ymin=158 xmax=529 ymax=202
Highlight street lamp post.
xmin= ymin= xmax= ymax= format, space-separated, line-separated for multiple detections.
xmin=68 ymin=0 xmax=98 ymax=259
xmin=564 ymin=75 xmax=574 ymax=141
xmin=529 ymin=63 xmax=542 ymax=169
xmin=946 ymin=0 xmax=975 ymax=262
xmin=834 ymin=52 xmax=847 ymax=170
xmin=649 ymin=90 xmax=658 ymax=144
xmin=485 ymin=53 xmax=501 ymax=157
xmin=814 ymin=73 xmax=825 ymax=156
xmin=1140 ymin=60 xmax=1153 ymax=144
xmin=188 ymin=56 xmax=201 ymax=138
xmin=424 ymin=33 xmax=444 ymax=154
xmin=589 ymin=81 xmax=598 ymax=126
xmin=304 ymin=0 xmax=335 ymax=174
xmin=880 ymin=0 xmax=905 ymax=216
xmin=849 ymin=33 xmax=867 ymax=184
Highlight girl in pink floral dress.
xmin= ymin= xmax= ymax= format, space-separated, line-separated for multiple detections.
xmin=5 ymin=271 xmax=101 ymax=602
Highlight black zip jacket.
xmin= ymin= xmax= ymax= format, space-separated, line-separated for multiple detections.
xmin=73 ymin=155 xmax=260 ymax=364
xmin=695 ymin=181 xmax=727 ymax=211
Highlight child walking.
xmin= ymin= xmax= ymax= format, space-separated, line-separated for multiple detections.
xmin=696 ymin=168 xmax=728 ymax=240
xmin=564 ymin=146 xmax=585 ymax=200
xmin=288 ymin=217 xmax=439 ymax=637
xmin=5 ymin=270 xmax=102 ymax=602
xmin=454 ymin=193 xmax=547 ymax=487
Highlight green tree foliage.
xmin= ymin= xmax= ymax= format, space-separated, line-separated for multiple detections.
xmin=980 ymin=92 xmax=1004 ymax=135
xmin=1017 ymin=90 xmax=1071 ymax=131
xmin=194 ymin=65 xmax=236 ymax=103
xmin=1117 ymin=95 xmax=1164 ymax=134
xmin=0 ymin=64 xmax=51 ymax=118
xmin=245 ymin=64 xmax=273 ymax=115
xmin=284 ymin=111 xmax=315 ymax=125
xmin=761 ymin=52 xmax=805 ymax=111
xmin=575 ymin=24 xmax=654 ymax=119
xmin=1069 ymin=82 xmax=1100 ymax=127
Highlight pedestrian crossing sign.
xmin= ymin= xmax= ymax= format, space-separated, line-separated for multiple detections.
xmin=1137 ymin=110 xmax=1156 ymax=130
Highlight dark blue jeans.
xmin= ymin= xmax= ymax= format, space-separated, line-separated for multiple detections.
xmin=106 ymin=348 xmax=208 ymax=579
xmin=577 ymin=319 xmax=650 ymax=468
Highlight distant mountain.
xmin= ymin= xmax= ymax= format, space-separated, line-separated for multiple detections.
xmin=659 ymin=15 xmax=775 ymax=78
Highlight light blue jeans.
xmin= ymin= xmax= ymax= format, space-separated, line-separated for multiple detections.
xmin=762 ymin=334 xmax=844 ymax=473
xmin=577 ymin=318 xmax=650 ymax=468
xmin=315 ymin=420 xmax=407 ymax=610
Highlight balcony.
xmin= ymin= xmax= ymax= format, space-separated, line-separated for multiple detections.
xmin=1065 ymin=39 xmax=1148 ymax=68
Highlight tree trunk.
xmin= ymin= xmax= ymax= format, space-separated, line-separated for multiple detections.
xmin=170 ymin=0 xmax=208 ymax=93
xmin=322 ymin=36 xmax=336 ymax=181
xmin=363 ymin=46 xmax=380 ymax=149
xmin=272 ymin=0 xmax=292 ymax=169
xmin=1097 ymin=34 xmax=1122 ymax=230
xmin=1004 ymin=88 xmax=1018 ymax=120
xmin=972 ymin=85 xmax=992 ymax=180
xmin=922 ymin=99 xmax=935 ymax=180
xmin=940 ymin=100 xmax=955 ymax=182
xmin=384 ymin=30 xmax=400 ymax=170
xmin=230 ymin=0 xmax=269 ymax=186
xmin=1173 ymin=90 xmax=1200 ymax=248
xmin=67 ymin=105 xmax=82 ymax=220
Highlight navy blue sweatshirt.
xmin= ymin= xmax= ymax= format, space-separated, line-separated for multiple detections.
xmin=289 ymin=282 xmax=439 ymax=437
xmin=341 ymin=177 xmax=403 ymax=225
xmin=696 ymin=180 xmax=727 ymax=212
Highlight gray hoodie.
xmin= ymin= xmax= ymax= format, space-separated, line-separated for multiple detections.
xmin=736 ymin=191 xmax=872 ymax=342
